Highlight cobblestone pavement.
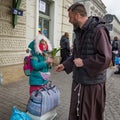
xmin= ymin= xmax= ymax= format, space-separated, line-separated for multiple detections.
xmin=0 ymin=69 xmax=120 ymax=120
xmin=105 ymin=74 xmax=120 ymax=120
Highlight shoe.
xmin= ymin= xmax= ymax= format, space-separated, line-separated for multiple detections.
xmin=114 ymin=71 xmax=120 ymax=74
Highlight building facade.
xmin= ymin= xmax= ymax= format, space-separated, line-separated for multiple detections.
xmin=0 ymin=0 xmax=27 ymax=84
xmin=74 ymin=0 xmax=120 ymax=40
xmin=0 ymin=0 xmax=73 ymax=84
xmin=74 ymin=0 xmax=107 ymax=17
xmin=110 ymin=15 xmax=120 ymax=40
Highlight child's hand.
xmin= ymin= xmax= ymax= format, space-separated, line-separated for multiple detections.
xmin=46 ymin=57 xmax=53 ymax=65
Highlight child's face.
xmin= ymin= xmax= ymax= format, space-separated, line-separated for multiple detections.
xmin=40 ymin=39 xmax=46 ymax=45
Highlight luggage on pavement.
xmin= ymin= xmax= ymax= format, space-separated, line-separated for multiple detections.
xmin=10 ymin=106 xmax=31 ymax=120
xmin=26 ymin=82 xmax=60 ymax=117
xmin=115 ymin=56 xmax=120 ymax=65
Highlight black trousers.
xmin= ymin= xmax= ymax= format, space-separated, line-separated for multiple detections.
xmin=60 ymin=49 xmax=70 ymax=63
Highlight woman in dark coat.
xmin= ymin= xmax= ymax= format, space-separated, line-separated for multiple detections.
xmin=60 ymin=32 xmax=71 ymax=63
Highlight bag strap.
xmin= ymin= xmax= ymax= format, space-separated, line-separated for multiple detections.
xmin=35 ymin=81 xmax=56 ymax=96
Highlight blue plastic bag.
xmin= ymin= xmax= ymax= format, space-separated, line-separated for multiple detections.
xmin=115 ymin=56 xmax=120 ymax=65
xmin=10 ymin=106 xmax=31 ymax=120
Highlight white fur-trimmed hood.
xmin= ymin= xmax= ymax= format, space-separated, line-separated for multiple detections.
xmin=35 ymin=34 xmax=52 ymax=54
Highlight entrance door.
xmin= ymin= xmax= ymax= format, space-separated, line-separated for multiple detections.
xmin=39 ymin=17 xmax=49 ymax=37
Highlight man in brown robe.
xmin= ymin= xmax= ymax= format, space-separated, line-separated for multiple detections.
xmin=55 ymin=2 xmax=112 ymax=120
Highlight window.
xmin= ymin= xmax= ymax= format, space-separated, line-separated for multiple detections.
xmin=39 ymin=0 xmax=50 ymax=38
xmin=39 ymin=0 xmax=50 ymax=16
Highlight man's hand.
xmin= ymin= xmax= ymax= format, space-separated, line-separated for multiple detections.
xmin=73 ymin=58 xmax=84 ymax=67
xmin=55 ymin=64 xmax=64 ymax=72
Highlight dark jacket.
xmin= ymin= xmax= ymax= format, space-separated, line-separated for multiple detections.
xmin=60 ymin=35 xmax=70 ymax=52
xmin=60 ymin=35 xmax=71 ymax=62
xmin=63 ymin=16 xmax=112 ymax=84
xmin=112 ymin=40 xmax=119 ymax=51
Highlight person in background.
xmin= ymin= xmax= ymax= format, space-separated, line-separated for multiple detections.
xmin=38 ymin=30 xmax=42 ymax=35
xmin=60 ymin=32 xmax=71 ymax=63
xmin=115 ymin=63 xmax=120 ymax=74
xmin=55 ymin=3 xmax=112 ymax=120
xmin=112 ymin=36 xmax=119 ymax=66
xmin=28 ymin=34 xmax=53 ymax=95
xmin=112 ymin=36 xmax=120 ymax=74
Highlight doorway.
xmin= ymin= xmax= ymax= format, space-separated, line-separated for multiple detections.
xmin=39 ymin=17 xmax=49 ymax=38
xmin=38 ymin=0 xmax=51 ymax=38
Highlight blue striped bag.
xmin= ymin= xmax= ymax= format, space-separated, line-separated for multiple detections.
xmin=26 ymin=83 xmax=60 ymax=116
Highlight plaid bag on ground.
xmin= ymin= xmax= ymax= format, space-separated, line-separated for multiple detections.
xmin=26 ymin=83 xmax=60 ymax=116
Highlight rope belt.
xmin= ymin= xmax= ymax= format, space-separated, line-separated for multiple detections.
xmin=74 ymin=83 xmax=81 ymax=116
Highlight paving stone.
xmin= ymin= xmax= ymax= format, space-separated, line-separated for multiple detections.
xmin=0 ymin=68 xmax=120 ymax=120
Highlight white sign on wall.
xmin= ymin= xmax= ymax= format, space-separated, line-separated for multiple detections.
xmin=39 ymin=0 xmax=46 ymax=13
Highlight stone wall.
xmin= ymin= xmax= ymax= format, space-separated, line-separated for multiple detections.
xmin=110 ymin=16 xmax=120 ymax=40
xmin=26 ymin=0 xmax=36 ymax=46
xmin=62 ymin=0 xmax=73 ymax=45
xmin=0 ymin=0 xmax=27 ymax=84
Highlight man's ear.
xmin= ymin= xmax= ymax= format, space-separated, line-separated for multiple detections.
xmin=76 ymin=13 xmax=83 ymax=21
xmin=75 ymin=13 xmax=80 ymax=19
